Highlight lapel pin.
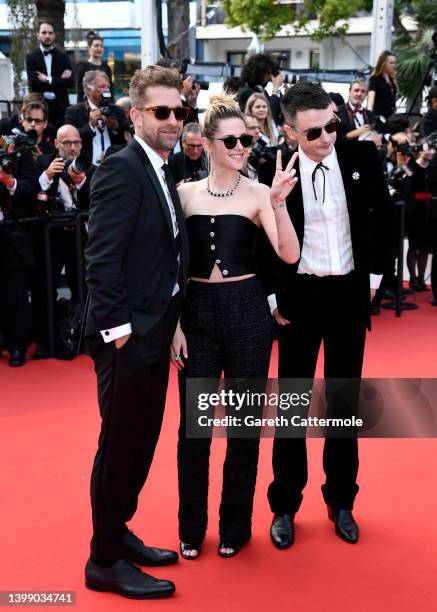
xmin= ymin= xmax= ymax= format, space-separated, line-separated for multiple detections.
xmin=352 ymin=172 xmax=360 ymax=180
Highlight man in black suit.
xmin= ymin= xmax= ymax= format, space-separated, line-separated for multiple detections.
xmin=0 ymin=144 xmax=38 ymax=366
xmin=65 ymin=70 xmax=127 ymax=166
xmin=267 ymin=82 xmax=390 ymax=548
xmin=26 ymin=21 xmax=74 ymax=129
xmin=337 ymin=78 xmax=382 ymax=149
xmin=84 ymin=65 xmax=189 ymax=598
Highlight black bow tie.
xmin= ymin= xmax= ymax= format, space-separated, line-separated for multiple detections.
xmin=311 ymin=162 xmax=329 ymax=204
xmin=43 ymin=49 xmax=53 ymax=56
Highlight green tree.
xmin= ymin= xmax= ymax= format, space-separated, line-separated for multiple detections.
xmin=6 ymin=0 xmax=36 ymax=97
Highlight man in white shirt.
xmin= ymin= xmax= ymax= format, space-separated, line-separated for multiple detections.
xmin=84 ymin=65 xmax=189 ymax=599
xmin=25 ymin=21 xmax=74 ymax=129
xmin=65 ymin=70 xmax=128 ymax=166
xmin=267 ymin=81 xmax=390 ymax=548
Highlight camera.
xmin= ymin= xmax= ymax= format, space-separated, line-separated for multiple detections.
xmin=272 ymin=54 xmax=289 ymax=84
xmin=248 ymin=138 xmax=289 ymax=170
xmin=0 ymin=129 xmax=37 ymax=174
xmin=36 ymin=154 xmax=90 ymax=217
xmin=97 ymin=92 xmax=118 ymax=130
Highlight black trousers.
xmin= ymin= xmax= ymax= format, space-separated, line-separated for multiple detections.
xmin=430 ymin=218 xmax=437 ymax=298
xmin=178 ymin=277 xmax=273 ymax=546
xmin=0 ymin=268 xmax=32 ymax=351
xmin=87 ymin=296 xmax=180 ymax=565
xmin=268 ymin=273 xmax=366 ymax=514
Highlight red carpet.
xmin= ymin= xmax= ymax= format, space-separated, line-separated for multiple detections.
xmin=1 ymin=291 xmax=437 ymax=611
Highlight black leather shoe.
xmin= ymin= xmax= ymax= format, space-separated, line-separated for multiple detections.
xmin=9 ymin=348 xmax=26 ymax=367
xmin=121 ymin=530 xmax=178 ymax=566
xmin=85 ymin=558 xmax=175 ymax=599
xmin=431 ymin=296 xmax=437 ymax=307
xmin=327 ymin=506 xmax=359 ymax=543
xmin=31 ymin=344 xmax=49 ymax=360
xmin=270 ymin=513 xmax=295 ymax=549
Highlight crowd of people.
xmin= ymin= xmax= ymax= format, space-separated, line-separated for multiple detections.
xmin=1 ymin=19 xmax=437 ymax=600
xmin=0 ymin=22 xmax=436 ymax=375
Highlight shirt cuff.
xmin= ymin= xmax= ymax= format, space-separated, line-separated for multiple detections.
xmin=39 ymin=172 xmax=53 ymax=191
xmin=370 ymin=274 xmax=383 ymax=290
xmin=100 ymin=322 xmax=132 ymax=343
xmin=267 ymin=293 xmax=278 ymax=315
xmin=6 ymin=179 xmax=17 ymax=195
xmin=47 ymin=76 xmax=52 ymax=84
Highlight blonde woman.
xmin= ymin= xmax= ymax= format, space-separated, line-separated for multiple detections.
xmin=367 ymin=51 xmax=397 ymax=120
xmin=245 ymin=92 xmax=278 ymax=145
xmin=172 ymin=93 xmax=300 ymax=560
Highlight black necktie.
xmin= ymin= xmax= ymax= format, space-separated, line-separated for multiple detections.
xmin=311 ymin=162 xmax=329 ymax=204
xmin=43 ymin=49 xmax=53 ymax=56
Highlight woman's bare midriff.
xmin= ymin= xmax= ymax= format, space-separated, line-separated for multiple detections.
xmin=190 ymin=264 xmax=255 ymax=283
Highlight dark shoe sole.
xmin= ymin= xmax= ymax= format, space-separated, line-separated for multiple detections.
xmin=218 ymin=544 xmax=242 ymax=558
xmin=125 ymin=556 xmax=179 ymax=567
xmin=270 ymin=536 xmax=294 ymax=550
xmin=85 ymin=580 xmax=175 ymax=599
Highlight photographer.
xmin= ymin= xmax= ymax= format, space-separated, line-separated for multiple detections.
xmin=21 ymin=101 xmax=57 ymax=161
xmin=0 ymin=135 xmax=38 ymax=366
xmin=64 ymin=70 xmax=127 ymax=166
xmin=168 ymin=123 xmax=207 ymax=184
xmin=337 ymin=78 xmax=382 ymax=149
xmin=31 ymin=125 xmax=93 ymax=357
xmin=238 ymin=53 xmax=284 ymax=126
xmin=422 ymin=86 xmax=437 ymax=137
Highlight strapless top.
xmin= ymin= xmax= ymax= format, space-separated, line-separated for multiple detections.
xmin=185 ymin=214 xmax=259 ymax=279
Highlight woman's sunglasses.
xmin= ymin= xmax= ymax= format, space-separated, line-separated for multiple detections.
xmin=212 ymin=134 xmax=253 ymax=149
xmin=136 ymin=105 xmax=190 ymax=121
xmin=291 ymin=116 xmax=341 ymax=141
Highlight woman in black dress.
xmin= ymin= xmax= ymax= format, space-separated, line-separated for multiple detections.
xmin=76 ymin=32 xmax=113 ymax=103
xmin=172 ymin=94 xmax=300 ymax=559
xmin=368 ymin=50 xmax=397 ymax=120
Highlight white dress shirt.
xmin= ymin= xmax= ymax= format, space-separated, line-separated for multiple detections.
xmin=40 ymin=45 xmax=55 ymax=100
xmin=268 ymin=145 xmax=381 ymax=314
xmin=39 ymin=170 xmax=86 ymax=210
xmin=88 ymin=100 xmax=111 ymax=166
xmin=349 ymin=102 xmax=364 ymax=127
xmin=100 ymin=135 xmax=180 ymax=343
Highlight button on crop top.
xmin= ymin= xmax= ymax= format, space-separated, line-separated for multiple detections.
xmin=185 ymin=214 xmax=259 ymax=279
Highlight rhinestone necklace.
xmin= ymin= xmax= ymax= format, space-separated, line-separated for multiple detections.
xmin=207 ymin=173 xmax=241 ymax=198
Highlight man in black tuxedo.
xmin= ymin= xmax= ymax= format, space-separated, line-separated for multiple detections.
xmin=26 ymin=21 xmax=74 ymax=129
xmin=0 ymin=145 xmax=38 ymax=366
xmin=84 ymin=65 xmax=189 ymax=598
xmin=267 ymin=82 xmax=390 ymax=548
xmin=65 ymin=70 xmax=127 ymax=166
xmin=337 ymin=78 xmax=382 ymax=149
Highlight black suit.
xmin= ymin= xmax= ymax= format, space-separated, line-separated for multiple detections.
xmin=267 ymin=140 xmax=390 ymax=514
xmin=26 ymin=47 xmax=74 ymax=129
xmin=85 ymin=138 xmax=188 ymax=565
xmin=0 ymin=148 xmax=38 ymax=351
xmin=64 ymin=102 xmax=127 ymax=166
xmin=336 ymin=103 xmax=376 ymax=141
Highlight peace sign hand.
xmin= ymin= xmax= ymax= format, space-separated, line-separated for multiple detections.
xmin=270 ymin=150 xmax=298 ymax=207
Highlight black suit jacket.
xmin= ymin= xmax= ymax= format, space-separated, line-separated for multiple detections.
xmin=272 ymin=140 xmax=390 ymax=330
xmin=0 ymin=147 xmax=39 ymax=270
xmin=337 ymin=103 xmax=376 ymax=140
xmin=85 ymin=139 xmax=189 ymax=338
xmin=25 ymin=47 xmax=74 ymax=111
xmin=64 ymin=102 xmax=127 ymax=165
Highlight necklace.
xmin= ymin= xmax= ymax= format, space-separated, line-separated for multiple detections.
xmin=207 ymin=173 xmax=241 ymax=198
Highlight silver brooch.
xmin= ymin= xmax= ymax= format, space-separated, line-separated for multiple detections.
xmin=352 ymin=172 xmax=360 ymax=180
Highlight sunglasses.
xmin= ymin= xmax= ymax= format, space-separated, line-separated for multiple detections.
xmin=185 ymin=143 xmax=203 ymax=149
xmin=136 ymin=105 xmax=190 ymax=121
xmin=291 ymin=116 xmax=341 ymax=141
xmin=24 ymin=117 xmax=45 ymax=125
xmin=212 ymin=134 xmax=253 ymax=149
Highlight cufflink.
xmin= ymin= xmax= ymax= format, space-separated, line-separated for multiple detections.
xmin=352 ymin=172 xmax=360 ymax=180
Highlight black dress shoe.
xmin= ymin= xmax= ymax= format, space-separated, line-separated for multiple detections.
xmin=327 ymin=506 xmax=359 ymax=543
xmin=31 ymin=344 xmax=49 ymax=360
xmin=85 ymin=558 xmax=175 ymax=599
xmin=9 ymin=348 xmax=26 ymax=367
xmin=431 ymin=296 xmax=437 ymax=307
xmin=121 ymin=529 xmax=178 ymax=566
xmin=270 ymin=513 xmax=295 ymax=549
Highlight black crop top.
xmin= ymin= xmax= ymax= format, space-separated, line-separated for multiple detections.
xmin=186 ymin=214 xmax=259 ymax=279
